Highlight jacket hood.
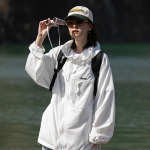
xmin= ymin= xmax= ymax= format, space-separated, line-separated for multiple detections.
xmin=61 ymin=40 xmax=101 ymax=65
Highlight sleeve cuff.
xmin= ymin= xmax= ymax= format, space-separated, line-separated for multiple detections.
xmin=89 ymin=127 xmax=111 ymax=144
xmin=29 ymin=42 xmax=45 ymax=53
xmin=28 ymin=42 xmax=45 ymax=59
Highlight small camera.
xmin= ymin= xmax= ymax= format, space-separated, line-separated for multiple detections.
xmin=46 ymin=17 xmax=66 ymax=27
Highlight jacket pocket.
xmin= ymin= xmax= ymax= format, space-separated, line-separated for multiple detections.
xmin=77 ymin=76 xmax=94 ymax=94
xmin=74 ymin=76 xmax=94 ymax=109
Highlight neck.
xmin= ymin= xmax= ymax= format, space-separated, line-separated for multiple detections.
xmin=74 ymin=38 xmax=87 ymax=54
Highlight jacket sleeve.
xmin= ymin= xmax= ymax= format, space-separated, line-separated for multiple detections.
xmin=89 ymin=53 xmax=115 ymax=144
xmin=25 ymin=42 xmax=60 ymax=89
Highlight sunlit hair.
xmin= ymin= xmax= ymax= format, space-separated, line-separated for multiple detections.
xmin=70 ymin=19 xmax=99 ymax=50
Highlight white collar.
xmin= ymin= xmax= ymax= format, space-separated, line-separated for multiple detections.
xmin=61 ymin=40 xmax=101 ymax=64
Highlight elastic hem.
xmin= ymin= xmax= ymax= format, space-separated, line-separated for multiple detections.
xmin=38 ymin=139 xmax=55 ymax=149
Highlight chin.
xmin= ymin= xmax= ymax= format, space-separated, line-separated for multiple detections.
xmin=72 ymin=34 xmax=81 ymax=39
xmin=71 ymin=36 xmax=77 ymax=40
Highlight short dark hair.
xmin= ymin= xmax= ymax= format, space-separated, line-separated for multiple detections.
xmin=70 ymin=20 xmax=99 ymax=50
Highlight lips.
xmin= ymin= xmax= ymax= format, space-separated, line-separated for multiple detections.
xmin=72 ymin=30 xmax=79 ymax=34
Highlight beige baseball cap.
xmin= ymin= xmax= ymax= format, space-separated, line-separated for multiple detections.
xmin=64 ymin=6 xmax=93 ymax=22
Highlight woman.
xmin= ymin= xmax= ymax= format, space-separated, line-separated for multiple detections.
xmin=25 ymin=6 xmax=115 ymax=150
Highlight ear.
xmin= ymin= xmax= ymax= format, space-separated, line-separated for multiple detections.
xmin=88 ymin=23 xmax=93 ymax=31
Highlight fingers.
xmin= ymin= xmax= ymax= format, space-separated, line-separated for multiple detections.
xmin=91 ymin=143 xmax=96 ymax=147
xmin=46 ymin=18 xmax=53 ymax=28
xmin=38 ymin=20 xmax=47 ymax=32
xmin=38 ymin=18 xmax=52 ymax=32
xmin=39 ymin=19 xmax=47 ymax=25
xmin=46 ymin=18 xmax=51 ymax=24
xmin=39 ymin=18 xmax=51 ymax=25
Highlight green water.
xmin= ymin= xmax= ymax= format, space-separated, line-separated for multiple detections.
xmin=0 ymin=45 xmax=150 ymax=150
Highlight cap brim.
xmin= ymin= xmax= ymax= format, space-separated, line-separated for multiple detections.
xmin=64 ymin=14 xmax=89 ymax=21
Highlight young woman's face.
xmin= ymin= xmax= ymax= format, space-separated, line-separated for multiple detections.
xmin=67 ymin=17 xmax=93 ymax=40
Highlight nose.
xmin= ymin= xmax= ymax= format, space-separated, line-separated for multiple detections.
xmin=72 ymin=23 xmax=77 ymax=28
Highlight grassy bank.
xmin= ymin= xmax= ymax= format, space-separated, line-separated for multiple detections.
xmin=0 ymin=43 xmax=150 ymax=56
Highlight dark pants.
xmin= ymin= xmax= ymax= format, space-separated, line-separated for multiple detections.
xmin=42 ymin=146 xmax=52 ymax=150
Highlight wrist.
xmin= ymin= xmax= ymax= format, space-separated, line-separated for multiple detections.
xmin=35 ymin=34 xmax=45 ymax=48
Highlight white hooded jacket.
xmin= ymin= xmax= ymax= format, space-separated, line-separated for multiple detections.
xmin=25 ymin=40 xmax=115 ymax=150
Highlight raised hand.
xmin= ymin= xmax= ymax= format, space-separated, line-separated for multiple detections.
xmin=35 ymin=18 xmax=52 ymax=47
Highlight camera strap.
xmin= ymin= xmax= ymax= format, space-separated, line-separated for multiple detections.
xmin=47 ymin=26 xmax=61 ymax=49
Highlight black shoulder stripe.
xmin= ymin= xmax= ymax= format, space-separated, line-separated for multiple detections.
xmin=91 ymin=50 xmax=104 ymax=96
xmin=49 ymin=50 xmax=67 ymax=92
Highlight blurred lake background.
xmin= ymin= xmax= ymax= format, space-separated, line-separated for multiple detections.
xmin=0 ymin=0 xmax=150 ymax=150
